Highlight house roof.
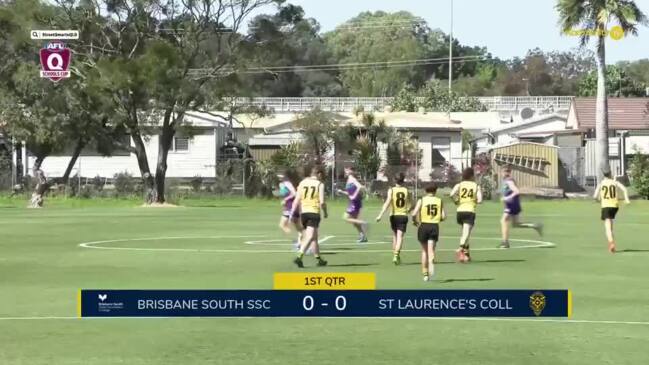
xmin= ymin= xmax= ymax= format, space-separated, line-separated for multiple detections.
xmin=248 ymin=132 xmax=304 ymax=146
xmin=490 ymin=141 xmax=559 ymax=151
xmin=569 ymin=97 xmax=649 ymax=130
xmin=488 ymin=113 xmax=566 ymax=134
xmin=185 ymin=110 xmax=496 ymax=133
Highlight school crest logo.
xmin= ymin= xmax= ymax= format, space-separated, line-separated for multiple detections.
xmin=529 ymin=291 xmax=546 ymax=317
xmin=39 ymin=41 xmax=71 ymax=82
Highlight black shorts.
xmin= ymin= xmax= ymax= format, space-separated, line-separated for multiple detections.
xmin=390 ymin=215 xmax=408 ymax=233
xmin=601 ymin=207 xmax=619 ymax=221
xmin=456 ymin=212 xmax=476 ymax=226
xmin=418 ymin=223 xmax=439 ymax=243
xmin=301 ymin=213 xmax=321 ymax=228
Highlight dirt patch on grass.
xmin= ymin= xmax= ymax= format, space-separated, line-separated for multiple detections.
xmin=139 ymin=203 xmax=181 ymax=208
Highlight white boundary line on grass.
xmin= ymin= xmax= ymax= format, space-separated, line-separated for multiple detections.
xmin=1 ymin=316 xmax=649 ymax=326
xmin=78 ymin=235 xmax=556 ymax=253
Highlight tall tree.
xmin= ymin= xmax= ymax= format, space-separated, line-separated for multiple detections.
xmin=293 ymin=107 xmax=340 ymax=165
xmin=578 ymin=64 xmax=646 ymax=96
xmin=55 ymin=0 xmax=279 ymax=203
xmin=557 ymin=0 xmax=647 ymax=180
xmin=241 ymin=4 xmax=343 ymax=96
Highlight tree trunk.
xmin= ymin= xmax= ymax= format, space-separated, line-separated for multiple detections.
xmin=595 ymin=34 xmax=610 ymax=182
xmin=154 ymin=107 xmax=181 ymax=204
xmin=60 ymin=139 xmax=85 ymax=184
xmin=155 ymin=123 xmax=174 ymax=203
xmin=130 ymin=131 xmax=155 ymax=202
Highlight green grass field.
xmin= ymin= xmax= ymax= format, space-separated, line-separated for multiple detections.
xmin=1 ymin=198 xmax=649 ymax=365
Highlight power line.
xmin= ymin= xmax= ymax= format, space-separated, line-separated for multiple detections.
xmin=188 ymin=56 xmax=485 ymax=76
xmin=188 ymin=55 xmax=484 ymax=75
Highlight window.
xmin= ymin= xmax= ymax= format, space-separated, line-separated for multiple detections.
xmin=173 ymin=137 xmax=189 ymax=152
xmin=431 ymin=137 xmax=450 ymax=167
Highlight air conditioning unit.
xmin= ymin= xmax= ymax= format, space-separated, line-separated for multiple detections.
xmin=520 ymin=107 xmax=535 ymax=120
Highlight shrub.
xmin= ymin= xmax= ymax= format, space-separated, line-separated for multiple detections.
xmin=430 ymin=162 xmax=461 ymax=187
xmin=113 ymin=172 xmax=135 ymax=196
xmin=629 ymin=151 xmax=649 ymax=199
xmin=190 ymin=176 xmax=203 ymax=192
xmin=91 ymin=176 xmax=105 ymax=191
xmin=67 ymin=174 xmax=81 ymax=197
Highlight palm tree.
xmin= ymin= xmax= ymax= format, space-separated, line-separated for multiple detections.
xmin=556 ymin=0 xmax=647 ymax=180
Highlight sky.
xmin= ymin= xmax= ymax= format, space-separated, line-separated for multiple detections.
xmin=257 ymin=0 xmax=649 ymax=63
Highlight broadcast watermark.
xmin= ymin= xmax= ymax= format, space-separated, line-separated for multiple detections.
xmin=39 ymin=41 xmax=72 ymax=82
xmin=31 ymin=30 xmax=79 ymax=40
xmin=564 ymin=25 xmax=625 ymax=41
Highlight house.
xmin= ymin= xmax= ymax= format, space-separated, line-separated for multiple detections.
xmin=15 ymin=110 xmax=469 ymax=182
xmin=248 ymin=111 xmax=466 ymax=182
xmin=566 ymin=97 xmax=649 ymax=179
xmin=473 ymin=113 xmax=570 ymax=153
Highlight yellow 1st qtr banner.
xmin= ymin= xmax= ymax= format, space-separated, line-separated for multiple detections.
xmin=273 ymin=273 xmax=376 ymax=290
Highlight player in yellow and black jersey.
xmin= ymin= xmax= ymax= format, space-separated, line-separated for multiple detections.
xmin=290 ymin=166 xmax=328 ymax=268
xmin=450 ymin=168 xmax=483 ymax=263
xmin=593 ymin=170 xmax=630 ymax=253
xmin=376 ymin=172 xmax=411 ymax=265
xmin=411 ymin=184 xmax=446 ymax=282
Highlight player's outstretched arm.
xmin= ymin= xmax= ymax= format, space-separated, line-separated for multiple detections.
xmin=616 ymin=181 xmax=631 ymax=204
xmin=441 ymin=206 xmax=447 ymax=221
xmin=411 ymin=198 xmax=422 ymax=226
xmin=449 ymin=184 xmax=459 ymax=198
xmin=477 ymin=186 xmax=484 ymax=204
xmin=376 ymin=188 xmax=392 ymax=221
xmin=290 ymin=187 xmax=302 ymax=217
xmin=593 ymin=182 xmax=602 ymax=200
xmin=283 ymin=182 xmax=296 ymax=204
xmin=319 ymin=183 xmax=328 ymax=218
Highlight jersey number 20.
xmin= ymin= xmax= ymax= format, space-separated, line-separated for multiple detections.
xmin=602 ymin=185 xmax=617 ymax=199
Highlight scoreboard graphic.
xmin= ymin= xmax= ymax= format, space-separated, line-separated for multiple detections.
xmin=78 ymin=273 xmax=571 ymax=318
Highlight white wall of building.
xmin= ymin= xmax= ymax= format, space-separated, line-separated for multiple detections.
xmin=626 ymin=134 xmax=649 ymax=154
xmin=28 ymin=131 xmax=217 ymax=179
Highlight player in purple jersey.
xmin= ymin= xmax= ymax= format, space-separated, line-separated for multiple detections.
xmin=278 ymin=169 xmax=303 ymax=248
xmin=336 ymin=167 xmax=368 ymax=243
xmin=499 ymin=165 xmax=543 ymax=248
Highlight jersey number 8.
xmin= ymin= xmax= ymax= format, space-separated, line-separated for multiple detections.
xmin=395 ymin=192 xmax=406 ymax=208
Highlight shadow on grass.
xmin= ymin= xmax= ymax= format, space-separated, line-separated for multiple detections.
xmin=618 ymin=249 xmax=649 ymax=253
xmin=437 ymin=278 xmax=495 ymax=284
xmin=326 ymin=263 xmax=379 ymax=268
xmin=403 ymin=259 xmax=526 ymax=266
xmin=184 ymin=204 xmax=244 ymax=208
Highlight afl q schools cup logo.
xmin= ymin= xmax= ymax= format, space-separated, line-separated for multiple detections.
xmin=39 ymin=41 xmax=71 ymax=82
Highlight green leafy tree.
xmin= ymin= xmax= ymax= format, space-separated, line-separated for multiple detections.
xmin=557 ymin=0 xmax=647 ymax=181
xmin=391 ymin=80 xmax=486 ymax=112
xmin=324 ymin=11 xmax=429 ymax=96
xmin=293 ymin=107 xmax=340 ymax=165
xmin=628 ymin=149 xmax=649 ymax=199
xmin=54 ymin=0 xmax=279 ymax=203
xmin=578 ymin=64 xmax=646 ymax=96
xmin=391 ymin=84 xmax=418 ymax=112
xmin=241 ymin=4 xmax=344 ymax=97
xmin=337 ymin=112 xmax=392 ymax=183
xmin=617 ymin=58 xmax=649 ymax=90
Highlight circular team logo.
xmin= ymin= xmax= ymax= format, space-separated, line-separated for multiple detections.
xmin=39 ymin=41 xmax=71 ymax=82
xmin=609 ymin=25 xmax=625 ymax=41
